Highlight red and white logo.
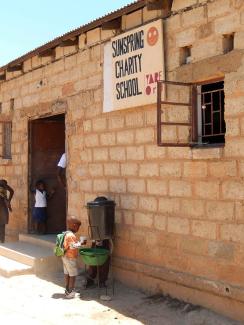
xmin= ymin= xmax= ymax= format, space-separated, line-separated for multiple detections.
xmin=147 ymin=26 xmax=159 ymax=46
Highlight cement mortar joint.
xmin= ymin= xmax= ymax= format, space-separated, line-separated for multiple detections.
xmin=71 ymin=87 xmax=99 ymax=102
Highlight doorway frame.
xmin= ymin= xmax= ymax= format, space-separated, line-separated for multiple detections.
xmin=27 ymin=112 xmax=67 ymax=234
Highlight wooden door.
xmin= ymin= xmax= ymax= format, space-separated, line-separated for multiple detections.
xmin=29 ymin=115 xmax=66 ymax=233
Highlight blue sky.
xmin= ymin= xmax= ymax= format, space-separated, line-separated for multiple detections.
xmin=0 ymin=0 xmax=134 ymax=66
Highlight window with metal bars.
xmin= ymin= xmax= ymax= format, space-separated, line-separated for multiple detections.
xmin=198 ymin=81 xmax=225 ymax=145
xmin=157 ymin=80 xmax=225 ymax=147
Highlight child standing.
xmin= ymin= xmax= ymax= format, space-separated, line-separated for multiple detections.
xmin=62 ymin=216 xmax=81 ymax=299
xmin=31 ymin=180 xmax=54 ymax=234
xmin=0 ymin=179 xmax=14 ymax=243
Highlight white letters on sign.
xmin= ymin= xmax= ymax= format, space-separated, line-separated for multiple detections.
xmin=103 ymin=19 xmax=165 ymax=112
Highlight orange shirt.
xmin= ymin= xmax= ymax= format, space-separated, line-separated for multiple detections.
xmin=63 ymin=231 xmax=78 ymax=258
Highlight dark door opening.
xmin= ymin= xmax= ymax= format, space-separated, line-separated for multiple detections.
xmin=29 ymin=114 xmax=66 ymax=233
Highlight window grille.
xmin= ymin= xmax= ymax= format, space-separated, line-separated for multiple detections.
xmin=200 ymin=81 xmax=225 ymax=144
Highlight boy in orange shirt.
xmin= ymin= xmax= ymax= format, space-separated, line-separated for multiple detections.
xmin=62 ymin=216 xmax=81 ymax=299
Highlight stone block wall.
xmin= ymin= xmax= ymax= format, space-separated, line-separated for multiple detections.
xmin=1 ymin=0 xmax=244 ymax=320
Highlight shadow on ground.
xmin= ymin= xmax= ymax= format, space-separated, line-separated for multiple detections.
xmin=38 ymin=272 xmax=242 ymax=325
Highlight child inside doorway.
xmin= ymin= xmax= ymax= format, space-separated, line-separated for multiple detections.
xmin=31 ymin=180 xmax=54 ymax=234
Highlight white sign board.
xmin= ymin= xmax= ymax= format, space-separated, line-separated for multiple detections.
xmin=103 ymin=19 xmax=164 ymax=112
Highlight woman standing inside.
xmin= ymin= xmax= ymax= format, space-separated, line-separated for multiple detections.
xmin=0 ymin=179 xmax=14 ymax=243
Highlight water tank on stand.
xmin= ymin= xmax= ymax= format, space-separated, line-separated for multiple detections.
xmin=86 ymin=196 xmax=115 ymax=240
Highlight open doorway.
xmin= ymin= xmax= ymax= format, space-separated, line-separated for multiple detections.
xmin=28 ymin=114 xmax=66 ymax=233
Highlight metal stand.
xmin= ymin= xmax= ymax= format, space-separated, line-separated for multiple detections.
xmin=84 ymin=226 xmax=114 ymax=297
xmin=107 ymin=238 xmax=115 ymax=296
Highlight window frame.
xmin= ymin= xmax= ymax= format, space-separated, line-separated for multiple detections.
xmin=157 ymin=80 xmax=197 ymax=147
xmin=157 ymin=79 xmax=225 ymax=148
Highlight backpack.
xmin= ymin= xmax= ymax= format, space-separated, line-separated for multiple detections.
xmin=54 ymin=231 xmax=69 ymax=257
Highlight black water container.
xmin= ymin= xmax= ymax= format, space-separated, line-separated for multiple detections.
xmin=86 ymin=197 xmax=115 ymax=240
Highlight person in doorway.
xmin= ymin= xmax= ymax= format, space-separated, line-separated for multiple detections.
xmin=85 ymin=239 xmax=111 ymax=288
xmin=62 ymin=216 xmax=81 ymax=299
xmin=57 ymin=153 xmax=66 ymax=188
xmin=31 ymin=180 xmax=54 ymax=234
xmin=0 ymin=179 xmax=14 ymax=243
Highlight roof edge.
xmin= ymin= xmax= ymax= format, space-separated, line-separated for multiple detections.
xmin=0 ymin=0 xmax=146 ymax=72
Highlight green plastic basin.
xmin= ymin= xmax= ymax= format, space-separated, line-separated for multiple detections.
xmin=79 ymin=248 xmax=109 ymax=266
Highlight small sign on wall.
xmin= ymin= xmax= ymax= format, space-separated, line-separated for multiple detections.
xmin=103 ymin=19 xmax=165 ymax=112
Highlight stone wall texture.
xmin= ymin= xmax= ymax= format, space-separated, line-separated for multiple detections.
xmin=1 ymin=0 xmax=244 ymax=321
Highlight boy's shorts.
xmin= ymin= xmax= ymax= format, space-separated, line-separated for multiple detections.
xmin=62 ymin=256 xmax=78 ymax=277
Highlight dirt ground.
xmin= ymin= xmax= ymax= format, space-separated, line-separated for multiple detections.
xmin=0 ymin=272 xmax=242 ymax=325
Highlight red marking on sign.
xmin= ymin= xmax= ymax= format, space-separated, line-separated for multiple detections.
xmin=146 ymin=71 xmax=163 ymax=85
xmin=146 ymin=86 xmax=151 ymax=95
xmin=147 ymin=27 xmax=159 ymax=46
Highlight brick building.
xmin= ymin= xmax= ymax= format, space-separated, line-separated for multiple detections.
xmin=1 ymin=0 xmax=244 ymax=321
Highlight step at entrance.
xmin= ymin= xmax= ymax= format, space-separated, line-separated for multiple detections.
xmin=0 ymin=234 xmax=62 ymax=277
xmin=19 ymin=233 xmax=56 ymax=249
xmin=0 ymin=255 xmax=33 ymax=277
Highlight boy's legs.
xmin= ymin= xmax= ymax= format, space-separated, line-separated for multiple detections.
xmin=62 ymin=257 xmax=70 ymax=293
xmin=68 ymin=276 xmax=76 ymax=292
xmin=86 ymin=257 xmax=110 ymax=287
xmin=32 ymin=220 xmax=38 ymax=233
xmin=99 ymin=257 xmax=110 ymax=285
xmin=85 ymin=266 xmax=96 ymax=288
xmin=0 ymin=224 xmax=5 ymax=243
xmin=64 ymin=274 xmax=70 ymax=292
xmin=65 ymin=276 xmax=76 ymax=298
xmin=43 ymin=220 xmax=47 ymax=234
xmin=38 ymin=221 xmax=47 ymax=235
xmin=62 ymin=257 xmax=78 ymax=297
xmin=37 ymin=222 xmax=40 ymax=234
xmin=88 ymin=265 xmax=97 ymax=279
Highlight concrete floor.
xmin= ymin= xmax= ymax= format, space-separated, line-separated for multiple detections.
xmin=0 ymin=272 xmax=242 ymax=325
